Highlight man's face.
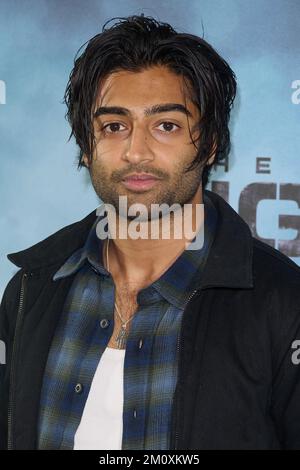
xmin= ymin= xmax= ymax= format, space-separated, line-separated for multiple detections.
xmin=83 ymin=65 xmax=209 ymax=217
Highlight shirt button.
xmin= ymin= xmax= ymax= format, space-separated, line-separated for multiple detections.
xmin=133 ymin=409 xmax=137 ymax=419
xmin=138 ymin=338 xmax=143 ymax=349
xmin=100 ymin=319 xmax=109 ymax=328
xmin=75 ymin=383 xmax=83 ymax=394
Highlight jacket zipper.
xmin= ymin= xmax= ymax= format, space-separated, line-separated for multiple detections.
xmin=173 ymin=287 xmax=202 ymax=450
xmin=7 ymin=271 xmax=31 ymax=450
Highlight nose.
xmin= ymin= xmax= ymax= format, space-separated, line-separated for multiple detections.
xmin=122 ymin=125 xmax=154 ymax=165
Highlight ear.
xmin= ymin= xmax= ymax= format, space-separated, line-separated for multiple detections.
xmin=82 ymin=153 xmax=90 ymax=168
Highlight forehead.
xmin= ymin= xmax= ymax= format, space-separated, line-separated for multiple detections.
xmin=96 ymin=65 xmax=196 ymax=112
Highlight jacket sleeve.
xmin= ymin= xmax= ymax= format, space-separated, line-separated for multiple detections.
xmin=0 ymin=269 xmax=22 ymax=450
xmin=270 ymin=304 xmax=300 ymax=449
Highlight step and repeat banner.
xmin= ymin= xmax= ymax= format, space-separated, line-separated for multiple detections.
xmin=0 ymin=0 xmax=299 ymax=298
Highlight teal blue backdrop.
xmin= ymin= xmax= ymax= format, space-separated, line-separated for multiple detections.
xmin=0 ymin=0 xmax=299 ymax=298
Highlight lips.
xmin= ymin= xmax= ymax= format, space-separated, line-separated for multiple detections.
xmin=121 ymin=173 xmax=162 ymax=191
xmin=122 ymin=173 xmax=161 ymax=181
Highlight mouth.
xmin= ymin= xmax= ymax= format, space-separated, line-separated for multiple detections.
xmin=121 ymin=173 xmax=163 ymax=192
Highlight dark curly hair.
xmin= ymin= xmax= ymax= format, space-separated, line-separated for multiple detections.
xmin=63 ymin=14 xmax=236 ymax=189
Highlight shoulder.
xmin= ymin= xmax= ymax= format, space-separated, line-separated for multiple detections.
xmin=252 ymin=237 xmax=300 ymax=288
xmin=251 ymin=237 xmax=300 ymax=314
xmin=251 ymin=237 xmax=300 ymax=360
xmin=6 ymin=209 xmax=97 ymax=270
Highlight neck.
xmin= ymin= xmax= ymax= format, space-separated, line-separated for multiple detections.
xmin=103 ymin=186 xmax=204 ymax=287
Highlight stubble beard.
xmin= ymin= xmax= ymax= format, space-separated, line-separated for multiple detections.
xmin=88 ymin=158 xmax=203 ymax=222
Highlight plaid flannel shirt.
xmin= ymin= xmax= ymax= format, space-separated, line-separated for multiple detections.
xmin=37 ymin=193 xmax=217 ymax=449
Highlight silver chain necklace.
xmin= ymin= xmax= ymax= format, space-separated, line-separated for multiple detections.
xmin=106 ymin=238 xmax=136 ymax=349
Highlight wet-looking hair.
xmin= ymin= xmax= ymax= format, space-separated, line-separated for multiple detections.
xmin=63 ymin=14 xmax=237 ymax=189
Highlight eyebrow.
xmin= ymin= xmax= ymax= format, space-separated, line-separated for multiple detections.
xmin=93 ymin=103 xmax=193 ymax=119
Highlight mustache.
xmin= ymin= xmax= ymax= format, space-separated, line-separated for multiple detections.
xmin=111 ymin=166 xmax=168 ymax=182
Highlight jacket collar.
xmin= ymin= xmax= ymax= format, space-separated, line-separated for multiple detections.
xmin=7 ymin=190 xmax=254 ymax=289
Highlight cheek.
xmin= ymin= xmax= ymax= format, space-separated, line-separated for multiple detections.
xmin=94 ymin=138 xmax=127 ymax=160
xmin=92 ymin=143 xmax=114 ymax=165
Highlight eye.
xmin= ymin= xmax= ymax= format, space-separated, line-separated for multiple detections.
xmin=157 ymin=122 xmax=180 ymax=133
xmin=101 ymin=122 xmax=126 ymax=133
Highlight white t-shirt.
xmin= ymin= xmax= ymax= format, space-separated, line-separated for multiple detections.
xmin=74 ymin=346 xmax=126 ymax=450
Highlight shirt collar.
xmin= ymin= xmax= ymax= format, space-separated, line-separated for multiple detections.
xmin=148 ymin=192 xmax=217 ymax=308
xmin=53 ymin=194 xmax=217 ymax=309
xmin=52 ymin=204 xmax=108 ymax=281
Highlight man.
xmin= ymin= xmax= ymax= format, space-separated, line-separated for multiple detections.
xmin=1 ymin=15 xmax=300 ymax=450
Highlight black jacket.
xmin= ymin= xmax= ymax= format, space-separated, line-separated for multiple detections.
xmin=1 ymin=189 xmax=300 ymax=450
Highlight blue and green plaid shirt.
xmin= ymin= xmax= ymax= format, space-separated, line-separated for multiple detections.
xmin=37 ymin=193 xmax=218 ymax=450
